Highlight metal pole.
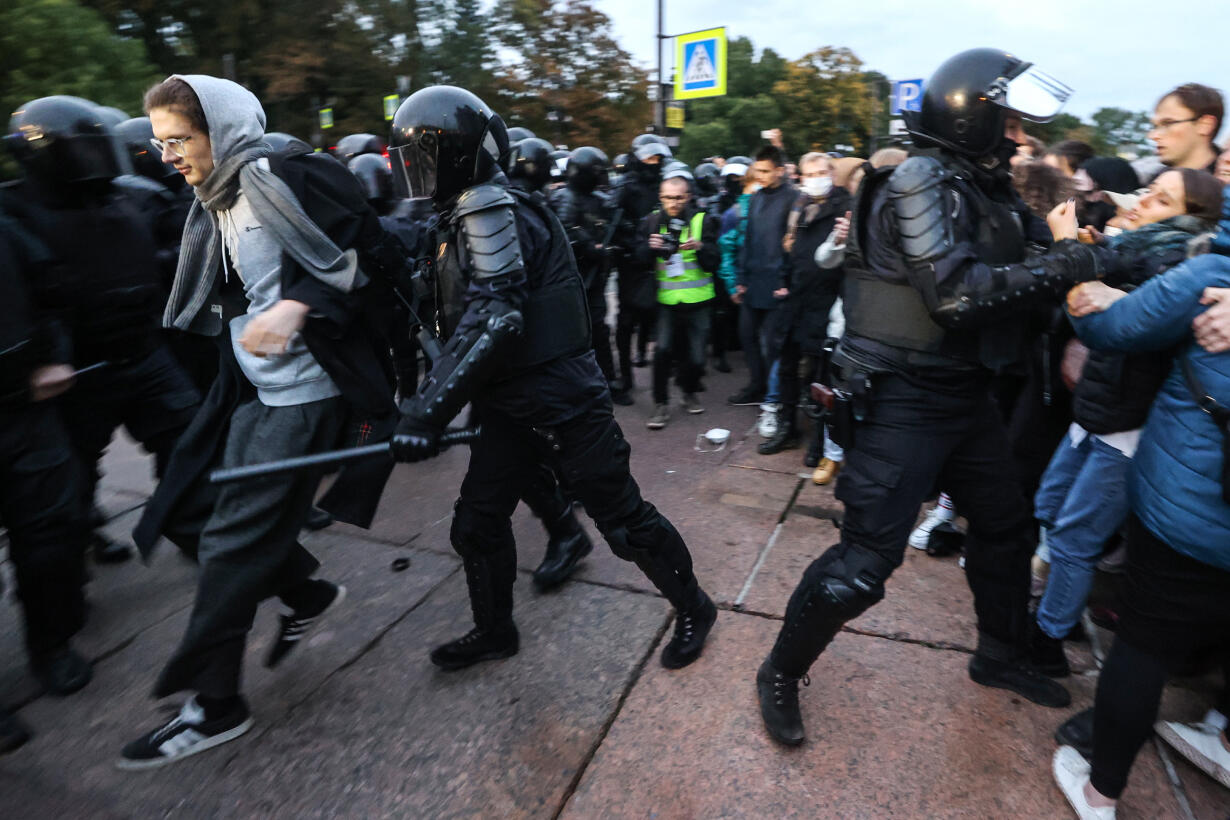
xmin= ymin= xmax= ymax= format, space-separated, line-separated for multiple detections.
xmin=656 ymin=0 xmax=665 ymax=133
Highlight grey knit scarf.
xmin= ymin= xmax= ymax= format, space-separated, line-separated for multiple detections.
xmin=165 ymin=142 xmax=364 ymax=334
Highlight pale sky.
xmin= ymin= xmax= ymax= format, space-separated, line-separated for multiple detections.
xmin=593 ymin=0 xmax=1230 ymax=124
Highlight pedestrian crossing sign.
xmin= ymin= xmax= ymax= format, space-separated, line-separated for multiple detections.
xmin=675 ymin=27 xmax=727 ymax=100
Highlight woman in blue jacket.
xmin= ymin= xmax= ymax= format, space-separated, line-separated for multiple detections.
xmin=1051 ymin=198 xmax=1230 ymax=818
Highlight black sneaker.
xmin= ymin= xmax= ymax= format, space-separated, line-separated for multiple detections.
xmin=968 ymin=654 xmax=1071 ymax=708
xmin=30 ymin=646 xmax=92 ymax=696
xmin=661 ymin=593 xmax=717 ymax=669
xmin=610 ymin=389 xmax=634 ymax=407
xmin=118 ymin=696 xmax=252 ymax=770
xmin=303 ymin=507 xmax=334 ymax=531
xmin=756 ymin=660 xmax=808 ymax=746
xmin=1055 ymin=707 xmax=1094 ymax=759
xmin=430 ymin=625 xmax=519 ymax=671
xmin=265 ymin=583 xmax=346 ymax=668
xmin=727 ymin=387 xmax=764 ymax=406
xmin=0 ymin=706 xmax=32 ymax=755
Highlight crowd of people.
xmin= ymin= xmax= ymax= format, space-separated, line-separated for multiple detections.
xmin=1 ymin=47 xmax=1228 ymax=818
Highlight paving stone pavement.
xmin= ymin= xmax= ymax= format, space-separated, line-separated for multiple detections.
xmin=1 ymin=359 xmax=1225 ymax=818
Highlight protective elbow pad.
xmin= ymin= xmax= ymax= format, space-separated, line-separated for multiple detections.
xmin=405 ymin=301 xmax=524 ymax=427
xmin=887 ymin=156 xmax=955 ymax=264
xmin=456 ymin=184 xmax=526 ymax=281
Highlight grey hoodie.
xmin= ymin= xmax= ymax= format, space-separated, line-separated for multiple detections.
xmin=176 ymin=74 xmax=339 ymax=406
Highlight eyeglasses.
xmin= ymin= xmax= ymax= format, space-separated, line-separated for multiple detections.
xmin=149 ymin=136 xmax=193 ymax=158
xmin=1149 ymin=117 xmax=1199 ymax=134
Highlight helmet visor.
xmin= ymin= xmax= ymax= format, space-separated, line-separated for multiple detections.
xmin=994 ymin=66 xmax=1073 ymax=122
xmin=391 ymin=131 xmax=439 ymax=199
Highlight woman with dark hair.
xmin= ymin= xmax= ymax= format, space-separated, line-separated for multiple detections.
xmin=1045 ymin=140 xmax=1096 ymax=177
xmin=1051 ymin=181 xmax=1230 ymax=820
xmin=1029 ymin=168 xmax=1223 ymax=677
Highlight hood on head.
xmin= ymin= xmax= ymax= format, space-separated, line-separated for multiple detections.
xmin=170 ymin=74 xmax=266 ymax=168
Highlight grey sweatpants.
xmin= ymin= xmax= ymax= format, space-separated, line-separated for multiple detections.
xmin=154 ymin=395 xmax=345 ymax=699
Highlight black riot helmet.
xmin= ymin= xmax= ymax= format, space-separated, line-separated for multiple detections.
xmin=348 ymin=153 xmax=395 ymax=211
xmin=566 ymin=146 xmax=609 ymax=194
xmin=389 ymin=85 xmax=509 ymax=204
xmin=7 ymin=95 xmax=123 ymax=188
xmin=264 ymin=132 xmax=314 ymax=154
xmin=90 ymin=104 xmax=137 ymax=175
xmin=114 ymin=117 xmax=180 ymax=186
xmin=507 ymin=126 xmax=536 ymax=143
xmin=505 ymin=137 xmax=554 ymax=192
xmin=693 ymin=162 xmax=720 ymax=196
xmin=335 ymin=133 xmax=385 ymax=162
xmin=631 ymin=133 xmax=665 ymax=151
xmin=907 ymin=48 xmax=1072 ymax=158
xmin=612 ymin=152 xmax=629 ymax=174
xmin=727 ymin=155 xmax=752 ymax=167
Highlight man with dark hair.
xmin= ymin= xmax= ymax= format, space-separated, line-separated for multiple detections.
xmin=728 ymin=144 xmax=796 ymax=405
xmin=119 ymin=75 xmax=400 ymax=768
xmin=1043 ymin=139 xmax=1095 ymax=178
xmin=1151 ymin=82 xmax=1224 ymax=174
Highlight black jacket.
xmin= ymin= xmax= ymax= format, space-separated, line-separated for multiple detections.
xmin=1071 ymin=239 xmax=1193 ymax=434
xmin=770 ymin=188 xmax=850 ymax=355
xmin=633 ymin=204 xmax=721 ymax=281
xmin=610 ymin=167 xmax=662 ymax=309
xmin=737 ymin=181 xmax=797 ymax=309
xmin=135 ymin=152 xmax=399 ymax=552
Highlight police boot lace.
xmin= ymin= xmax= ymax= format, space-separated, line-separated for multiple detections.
xmin=757 ymin=660 xmax=809 ymax=746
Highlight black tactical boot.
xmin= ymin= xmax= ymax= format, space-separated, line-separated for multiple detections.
xmin=1054 ymin=707 xmax=1094 ymax=759
xmin=968 ymin=653 xmax=1071 ymax=708
xmin=533 ymin=516 xmax=594 ymax=592
xmin=303 ymin=506 xmax=334 ymax=531
xmin=758 ymin=414 xmax=800 ymax=455
xmin=756 ymin=660 xmax=807 ymax=746
xmin=0 ymin=705 xmax=32 ymax=754
xmin=30 ymin=645 xmax=92 ymax=696
xmin=89 ymin=531 xmax=132 ymax=564
xmin=431 ymin=551 xmax=519 ymax=671
xmin=1028 ymin=619 xmax=1071 ymax=678
xmin=661 ymin=592 xmax=717 ymax=669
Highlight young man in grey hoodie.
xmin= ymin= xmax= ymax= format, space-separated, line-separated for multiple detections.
xmin=120 ymin=75 xmax=398 ymax=768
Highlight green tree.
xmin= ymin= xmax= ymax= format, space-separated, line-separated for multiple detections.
xmin=0 ymin=0 xmax=159 ymax=119
xmin=1024 ymin=113 xmax=1086 ymax=147
xmin=678 ymin=121 xmax=733 ymax=165
xmin=772 ymin=47 xmax=874 ymax=156
xmin=1089 ymin=107 xmax=1151 ymax=156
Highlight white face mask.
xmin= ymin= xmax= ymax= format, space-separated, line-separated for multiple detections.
xmin=801 ymin=176 xmax=833 ymax=198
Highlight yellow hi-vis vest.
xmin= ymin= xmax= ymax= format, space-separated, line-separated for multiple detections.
xmin=656 ymin=211 xmax=715 ymax=305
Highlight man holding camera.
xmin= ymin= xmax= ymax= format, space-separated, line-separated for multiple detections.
xmin=637 ymin=175 xmax=721 ymax=429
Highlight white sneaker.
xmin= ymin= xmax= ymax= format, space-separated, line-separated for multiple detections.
xmin=1052 ymin=746 xmax=1117 ymax=819
xmin=1154 ymin=718 xmax=1230 ymax=789
xmin=908 ymin=504 xmax=955 ymax=550
xmin=757 ymin=403 xmax=780 ymax=439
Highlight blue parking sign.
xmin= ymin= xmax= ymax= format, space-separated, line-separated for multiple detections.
xmin=892 ymin=79 xmax=924 ymax=114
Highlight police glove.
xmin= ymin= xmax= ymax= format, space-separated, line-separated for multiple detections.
xmin=391 ymin=415 xmax=442 ymax=463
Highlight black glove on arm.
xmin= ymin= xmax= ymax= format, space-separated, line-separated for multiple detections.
xmin=391 ymin=414 xmax=442 ymax=463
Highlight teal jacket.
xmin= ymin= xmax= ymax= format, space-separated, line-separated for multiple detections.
xmin=717 ymin=193 xmax=751 ymax=293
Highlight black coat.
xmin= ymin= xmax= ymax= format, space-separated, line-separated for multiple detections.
xmin=134 ymin=153 xmax=399 ymax=554
xmin=1071 ymin=241 xmax=1190 ymax=435
xmin=769 ymin=188 xmax=850 ymax=356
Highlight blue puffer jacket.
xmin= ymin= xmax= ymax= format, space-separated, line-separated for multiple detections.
xmin=1072 ymin=251 xmax=1230 ymax=570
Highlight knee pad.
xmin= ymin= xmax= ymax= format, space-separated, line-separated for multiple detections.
xmin=450 ymin=501 xmax=513 ymax=559
xmin=801 ymin=556 xmax=885 ymax=619
xmin=601 ymin=525 xmax=638 ymax=562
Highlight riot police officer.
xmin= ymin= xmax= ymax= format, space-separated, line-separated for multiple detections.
xmin=609 ymin=135 xmax=671 ymax=404
xmin=505 ymin=137 xmax=555 ymax=197
xmin=334 ymin=132 xmax=385 ymax=162
xmin=0 ymin=211 xmax=93 ymax=704
xmin=756 ymin=49 xmax=1102 ymax=746
xmin=551 ymin=146 xmax=617 ymax=382
xmin=4 ymin=96 xmax=202 ymax=565
xmin=693 ymin=162 xmax=722 ymax=214
xmin=388 ymin=86 xmax=715 ymax=671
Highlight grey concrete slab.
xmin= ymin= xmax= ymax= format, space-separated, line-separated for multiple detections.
xmin=560 ymin=611 xmax=1184 ymax=820
xmin=0 ymin=537 xmax=459 ymax=817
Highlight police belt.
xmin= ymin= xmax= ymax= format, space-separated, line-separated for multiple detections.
xmin=659 ymin=276 xmax=713 ymax=291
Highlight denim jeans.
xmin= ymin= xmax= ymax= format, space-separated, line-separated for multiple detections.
xmin=1034 ymin=432 xmax=1132 ymax=639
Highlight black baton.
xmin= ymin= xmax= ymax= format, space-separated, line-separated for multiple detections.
xmin=209 ymin=427 xmax=481 ymax=485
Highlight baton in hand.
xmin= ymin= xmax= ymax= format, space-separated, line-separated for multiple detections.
xmin=209 ymin=427 xmax=481 ymax=485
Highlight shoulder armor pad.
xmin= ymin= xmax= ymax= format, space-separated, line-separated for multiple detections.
xmin=887 ymin=156 xmax=955 ymax=264
xmin=454 ymin=183 xmax=516 ymax=219
xmin=457 ymin=185 xmax=524 ymax=280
